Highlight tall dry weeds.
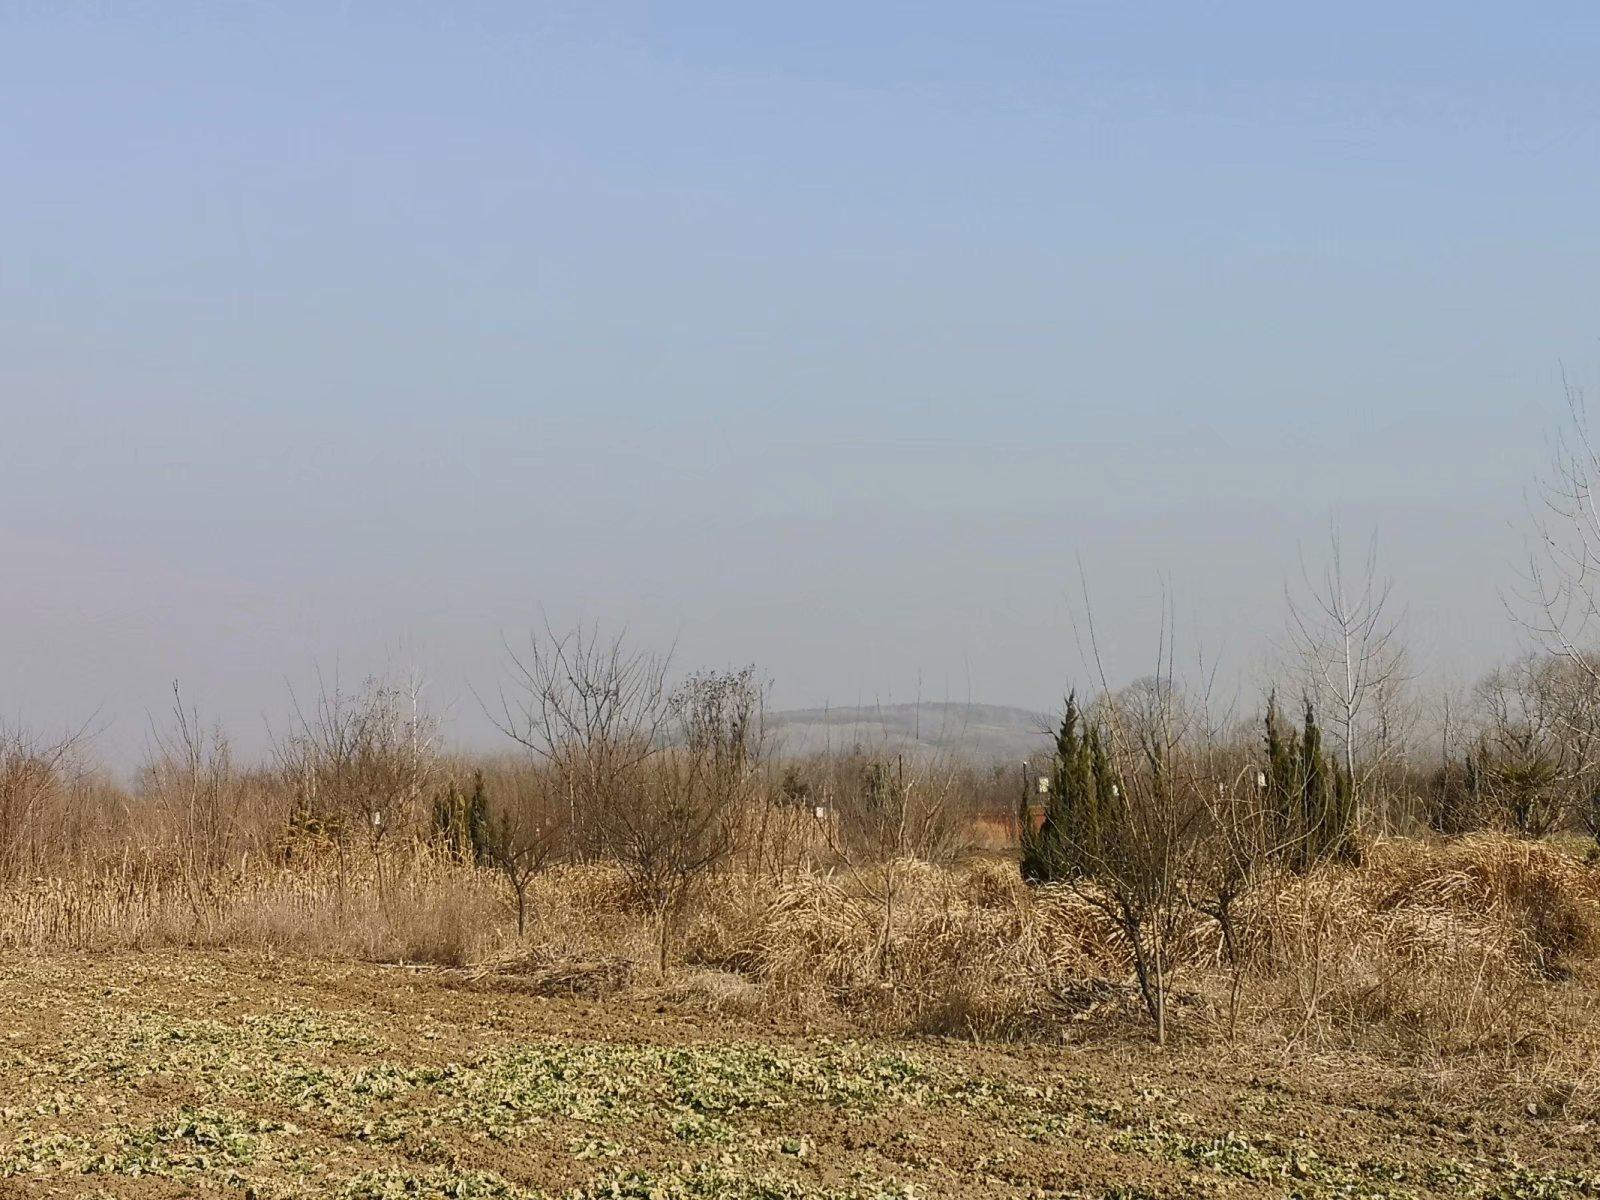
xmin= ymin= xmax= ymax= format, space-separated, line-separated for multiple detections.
xmin=5 ymin=778 xmax=1600 ymax=1115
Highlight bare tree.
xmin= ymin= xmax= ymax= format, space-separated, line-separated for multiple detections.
xmin=494 ymin=631 xmax=761 ymax=971
xmin=143 ymin=683 xmax=239 ymax=911
xmin=1084 ymin=672 xmax=1208 ymax=1046
xmin=480 ymin=765 xmax=567 ymax=937
xmin=609 ymin=668 xmax=761 ymax=974
xmin=1185 ymin=718 xmax=1304 ymax=1041
xmin=1192 ymin=788 xmax=1258 ymax=1037
xmin=0 ymin=723 xmax=83 ymax=884
xmin=278 ymin=673 xmax=436 ymax=899
xmin=494 ymin=623 xmax=671 ymax=862
xmin=1473 ymin=652 xmax=1600 ymax=838
xmin=1522 ymin=380 xmax=1600 ymax=674
xmin=1045 ymin=581 xmax=1208 ymax=1046
xmin=1285 ymin=523 xmax=1409 ymax=827
xmin=822 ymin=749 xmax=966 ymax=976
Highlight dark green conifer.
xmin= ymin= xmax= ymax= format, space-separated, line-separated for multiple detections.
xmin=1088 ymin=723 xmax=1114 ymax=844
xmin=1023 ymin=693 xmax=1109 ymax=883
xmin=1263 ymin=692 xmax=1302 ymax=849
xmin=1298 ymin=701 xmax=1354 ymax=864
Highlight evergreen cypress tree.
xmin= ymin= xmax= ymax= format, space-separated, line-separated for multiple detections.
xmin=1063 ymin=706 xmax=1096 ymax=852
xmin=1023 ymin=696 xmax=1068 ymax=879
xmin=862 ymin=760 xmax=891 ymax=815
xmin=1023 ymin=692 xmax=1108 ymax=882
xmin=429 ymin=772 xmax=494 ymax=866
xmin=1327 ymin=758 xmax=1355 ymax=861
xmin=1264 ymin=692 xmax=1302 ymax=853
xmin=1299 ymin=701 xmax=1354 ymax=863
xmin=1300 ymin=697 xmax=1326 ymax=858
xmin=1050 ymin=693 xmax=1083 ymax=815
xmin=1055 ymin=693 xmax=1088 ymax=872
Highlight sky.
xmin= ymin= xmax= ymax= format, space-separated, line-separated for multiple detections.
xmin=4 ymin=2 xmax=1599 ymax=762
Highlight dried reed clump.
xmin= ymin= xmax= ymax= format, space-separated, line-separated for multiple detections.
xmin=1238 ymin=835 xmax=1600 ymax=1053
xmin=672 ymin=859 xmax=1132 ymax=1038
xmin=720 ymin=873 xmax=863 ymax=1000
xmin=0 ymin=847 xmax=509 ymax=967
xmin=6 ymin=824 xmax=1600 ymax=1076
xmin=551 ymin=862 xmax=655 ymax=916
xmin=186 ymin=855 xmax=509 ymax=967
xmin=954 ymin=856 xmax=1027 ymax=908
xmin=1367 ymin=834 xmax=1600 ymax=973
xmin=1255 ymin=869 xmax=1530 ymax=1049
xmin=873 ymin=886 xmax=1120 ymax=1038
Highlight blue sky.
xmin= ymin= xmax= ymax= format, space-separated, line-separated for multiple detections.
xmin=4 ymin=3 xmax=1598 ymax=757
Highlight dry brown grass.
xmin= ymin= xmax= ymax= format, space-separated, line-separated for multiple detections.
xmin=1247 ymin=836 xmax=1600 ymax=1048
xmin=4 ymin=829 xmax=1600 ymax=1112
xmin=1206 ymin=835 xmax=1600 ymax=1120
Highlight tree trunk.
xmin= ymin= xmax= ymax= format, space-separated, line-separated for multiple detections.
xmin=1127 ymin=919 xmax=1160 ymax=1034
xmin=1153 ymin=927 xmax=1167 ymax=1047
xmin=1218 ymin=906 xmax=1243 ymax=1043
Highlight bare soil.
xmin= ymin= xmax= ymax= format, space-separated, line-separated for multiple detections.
xmin=0 ymin=950 xmax=1594 ymax=1198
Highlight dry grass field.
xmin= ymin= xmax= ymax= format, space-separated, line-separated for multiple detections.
xmin=3 ymin=834 xmax=1600 ymax=1198
xmin=9 ymin=656 xmax=1600 ymax=1195
xmin=1 ymin=947 xmax=1596 ymax=1200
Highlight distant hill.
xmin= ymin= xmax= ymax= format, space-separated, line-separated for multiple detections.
xmin=764 ymin=701 xmax=1055 ymax=765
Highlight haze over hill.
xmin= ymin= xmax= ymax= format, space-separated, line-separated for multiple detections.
xmin=5 ymin=5 xmax=1594 ymax=761
xmin=765 ymin=701 xmax=1055 ymax=765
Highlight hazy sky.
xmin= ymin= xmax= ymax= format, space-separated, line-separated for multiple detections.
xmin=4 ymin=3 xmax=1598 ymax=761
